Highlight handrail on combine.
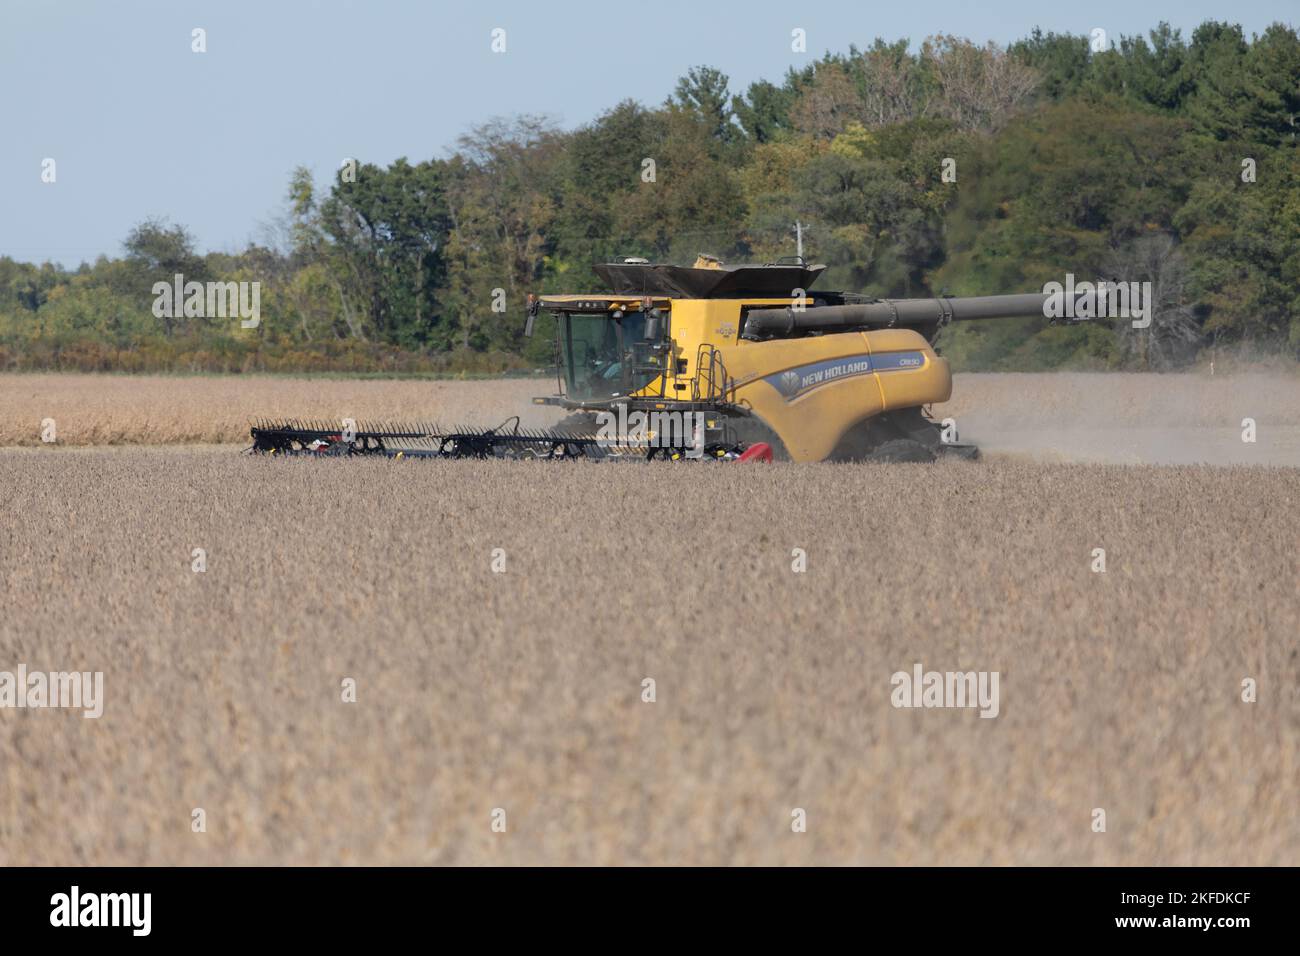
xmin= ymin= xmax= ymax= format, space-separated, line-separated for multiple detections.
xmin=692 ymin=344 xmax=734 ymax=404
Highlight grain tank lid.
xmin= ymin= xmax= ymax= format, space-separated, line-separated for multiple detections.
xmin=592 ymin=260 xmax=826 ymax=298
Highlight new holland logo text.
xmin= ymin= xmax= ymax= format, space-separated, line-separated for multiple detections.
xmin=766 ymin=352 xmax=924 ymax=401
xmin=771 ymin=356 xmax=873 ymax=399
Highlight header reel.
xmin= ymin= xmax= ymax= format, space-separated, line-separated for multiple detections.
xmin=249 ymin=418 xmax=600 ymax=460
xmin=248 ymin=417 xmax=771 ymax=462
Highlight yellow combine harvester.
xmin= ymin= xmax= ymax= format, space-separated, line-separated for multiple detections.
xmin=528 ymin=256 xmax=1059 ymax=462
xmin=251 ymin=255 xmax=1065 ymax=462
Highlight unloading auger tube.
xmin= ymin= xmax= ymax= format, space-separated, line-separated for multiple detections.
xmin=741 ymin=292 xmax=1066 ymax=339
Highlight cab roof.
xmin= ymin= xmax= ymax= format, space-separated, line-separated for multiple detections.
xmin=591 ymin=259 xmax=826 ymax=299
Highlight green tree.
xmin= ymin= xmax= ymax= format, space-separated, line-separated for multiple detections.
xmin=671 ymin=66 xmax=738 ymax=144
xmin=732 ymin=79 xmax=796 ymax=143
xmin=122 ymin=218 xmax=207 ymax=337
xmin=318 ymin=157 xmax=452 ymax=347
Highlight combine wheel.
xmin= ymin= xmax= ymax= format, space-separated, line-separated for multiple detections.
xmin=718 ymin=414 xmax=789 ymax=461
xmin=865 ymin=439 xmax=937 ymax=463
xmin=543 ymin=441 xmax=586 ymax=460
xmin=738 ymin=442 xmax=774 ymax=463
xmin=937 ymin=442 xmax=980 ymax=461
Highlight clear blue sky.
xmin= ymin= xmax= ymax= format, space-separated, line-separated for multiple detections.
xmin=2 ymin=0 xmax=1294 ymax=267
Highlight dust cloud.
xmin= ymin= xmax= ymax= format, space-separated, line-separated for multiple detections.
xmin=938 ymin=372 xmax=1300 ymax=466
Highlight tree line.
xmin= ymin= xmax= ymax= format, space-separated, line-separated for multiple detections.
xmin=2 ymin=20 xmax=1297 ymax=373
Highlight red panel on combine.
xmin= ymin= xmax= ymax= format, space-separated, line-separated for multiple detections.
xmin=738 ymin=442 xmax=774 ymax=463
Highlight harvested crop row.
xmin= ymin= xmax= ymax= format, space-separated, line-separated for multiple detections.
xmin=0 ymin=374 xmax=552 ymax=446
xmin=2 ymin=371 xmax=1297 ymax=447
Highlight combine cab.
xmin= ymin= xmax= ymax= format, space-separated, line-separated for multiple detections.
xmin=253 ymin=256 xmax=1073 ymax=462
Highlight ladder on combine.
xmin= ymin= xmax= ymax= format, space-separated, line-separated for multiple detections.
xmin=691 ymin=345 xmax=735 ymax=405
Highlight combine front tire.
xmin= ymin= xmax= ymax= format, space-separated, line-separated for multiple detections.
xmin=865 ymin=438 xmax=937 ymax=463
